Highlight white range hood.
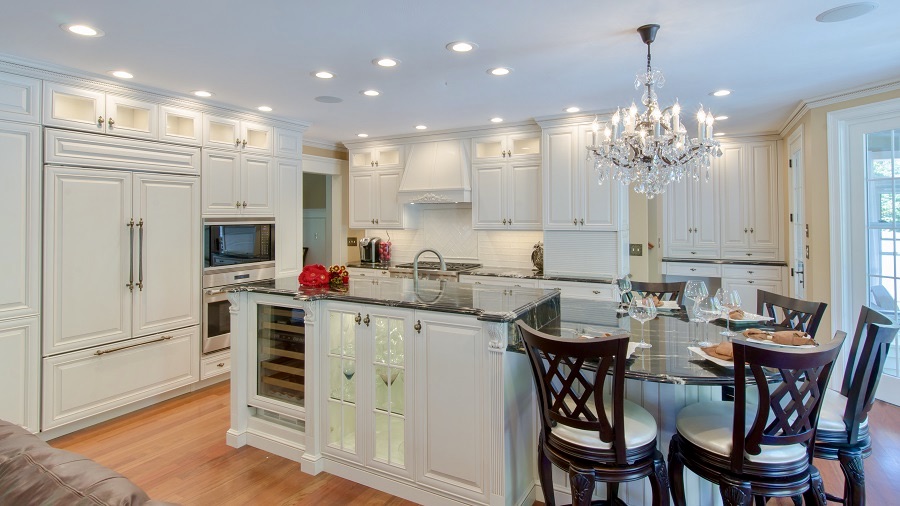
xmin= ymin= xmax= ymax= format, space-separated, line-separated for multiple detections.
xmin=397 ymin=140 xmax=471 ymax=204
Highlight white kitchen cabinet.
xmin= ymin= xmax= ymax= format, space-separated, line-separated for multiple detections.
xmin=159 ymin=105 xmax=202 ymax=145
xmin=349 ymin=170 xmax=405 ymax=228
xmin=719 ymin=141 xmax=780 ymax=260
xmin=458 ymin=275 xmax=539 ymax=289
xmin=0 ymin=71 xmax=40 ymax=123
xmin=203 ymin=114 xmax=273 ymax=154
xmin=0 ymin=122 xmax=40 ymax=320
xmin=105 ymin=94 xmax=159 ymax=140
xmin=200 ymin=349 xmax=231 ymax=380
xmin=42 ymin=326 xmax=199 ymax=430
xmin=0 ymin=316 xmax=40 ymax=432
xmin=472 ymin=131 xmax=540 ymax=163
xmin=274 ymin=128 xmax=304 ymax=159
xmin=350 ymin=145 xmax=403 ymax=170
xmin=472 ymin=160 xmax=541 ymax=230
xmin=45 ymin=129 xmax=201 ymax=175
xmin=43 ymin=166 xmax=200 ymax=355
xmin=538 ymin=279 xmax=616 ymax=301
xmin=346 ymin=268 xmax=392 ymax=279
xmin=201 ymin=149 xmax=275 ymax=216
xmin=721 ymin=265 xmax=786 ymax=311
xmin=43 ymin=83 xmax=161 ymax=140
xmin=663 ymin=169 xmax=719 ymax=259
xmin=542 ymin=125 xmax=627 ymax=231
xmin=275 ymin=158 xmax=304 ymax=278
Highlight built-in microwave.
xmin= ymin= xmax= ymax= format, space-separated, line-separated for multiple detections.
xmin=204 ymin=220 xmax=275 ymax=269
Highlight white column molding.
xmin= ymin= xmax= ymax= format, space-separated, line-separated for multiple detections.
xmin=486 ymin=322 xmax=507 ymax=353
xmin=299 ymin=299 xmax=322 ymax=474
xmin=486 ymin=323 xmax=506 ymax=502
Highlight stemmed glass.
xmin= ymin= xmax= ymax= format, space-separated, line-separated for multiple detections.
xmin=695 ymin=296 xmax=722 ymax=347
xmin=342 ymin=362 xmax=356 ymax=403
xmin=715 ymin=289 xmax=742 ymax=337
xmin=616 ymin=277 xmax=633 ymax=314
xmin=684 ymin=280 xmax=709 ymax=322
xmin=628 ymin=296 xmax=657 ymax=349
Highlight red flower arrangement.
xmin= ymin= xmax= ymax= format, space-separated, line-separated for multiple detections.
xmin=298 ymin=264 xmax=349 ymax=288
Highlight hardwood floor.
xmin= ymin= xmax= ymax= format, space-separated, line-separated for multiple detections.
xmin=49 ymin=380 xmax=900 ymax=505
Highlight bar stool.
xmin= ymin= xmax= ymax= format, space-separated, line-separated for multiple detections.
xmin=668 ymin=333 xmax=847 ymax=505
xmin=630 ymin=281 xmax=686 ymax=305
xmin=758 ymin=290 xmax=828 ymax=336
xmin=516 ymin=320 xmax=669 ymax=506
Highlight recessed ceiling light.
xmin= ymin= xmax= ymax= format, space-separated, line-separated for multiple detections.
xmin=488 ymin=67 xmax=512 ymax=76
xmin=61 ymin=24 xmax=104 ymax=37
xmin=361 ymin=90 xmax=380 ymax=97
xmin=110 ymin=70 xmax=133 ymax=79
xmin=415 ymin=125 xmax=427 ymax=130
xmin=313 ymin=71 xmax=335 ymax=79
xmin=711 ymin=89 xmax=731 ymax=97
xmin=374 ymin=58 xmax=400 ymax=67
xmin=714 ymin=132 xmax=726 ymax=137
xmin=816 ymin=2 xmax=878 ymax=22
xmin=565 ymin=107 xmax=581 ymax=113
xmin=490 ymin=117 xmax=504 ymax=123
xmin=447 ymin=41 xmax=477 ymax=52
xmin=357 ymin=133 xmax=369 ymax=138
xmin=257 ymin=106 xmax=272 ymax=112
xmin=714 ymin=115 xmax=729 ymax=120
xmin=192 ymin=90 xmax=213 ymax=98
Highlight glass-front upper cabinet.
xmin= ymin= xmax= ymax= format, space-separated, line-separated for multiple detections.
xmin=105 ymin=95 xmax=159 ymax=140
xmin=327 ymin=308 xmax=359 ymax=457
xmin=369 ymin=312 xmax=410 ymax=475
xmin=472 ymin=132 xmax=541 ymax=163
xmin=160 ymin=105 xmax=202 ymax=145
xmin=43 ymin=82 xmax=106 ymax=132
xmin=255 ymin=304 xmax=305 ymax=410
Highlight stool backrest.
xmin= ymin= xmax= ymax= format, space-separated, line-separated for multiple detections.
xmin=516 ymin=320 xmax=631 ymax=464
xmin=839 ymin=305 xmax=898 ymax=444
xmin=756 ymin=290 xmax=828 ymax=337
xmin=630 ymin=281 xmax=686 ymax=305
xmin=732 ymin=332 xmax=847 ymax=473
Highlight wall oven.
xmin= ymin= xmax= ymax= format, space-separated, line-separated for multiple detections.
xmin=203 ymin=220 xmax=276 ymax=354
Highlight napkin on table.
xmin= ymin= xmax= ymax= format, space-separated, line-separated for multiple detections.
xmin=728 ymin=309 xmax=746 ymax=320
xmin=742 ymin=328 xmax=817 ymax=347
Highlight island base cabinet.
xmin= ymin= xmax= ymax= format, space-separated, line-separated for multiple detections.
xmin=42 ymin=326 xmax=199 ymax=430
xmin=0 ymin=316 xmax=40 ymax=432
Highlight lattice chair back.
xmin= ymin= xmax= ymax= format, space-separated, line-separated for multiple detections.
xmin=629 ymin=281 xmax=686 ymax=305
xmin=757 ymin=290 xmax=828 ymax=337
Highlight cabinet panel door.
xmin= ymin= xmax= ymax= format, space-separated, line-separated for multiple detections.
xmin=105 ymin=95 xmax=158 ymax=140
xmin=473 ymin=164 xmax=506 ymax=229
xmin=203 ymin=114 xmax=241 ymax=151
xmin=159 ymin=105 xmax=202 ymax=145
xmin=350 ymin=149 xmax=374 ymax=170
xmin=43 ymin=83 xmax=105 ymax=132
xmin=508 ymin=132 xmax=541 ymax=159
xmin=0 ymin=72 xmax=40 ymax=123
xmin=472 ymin=135 xmax=506 ymax=162
xmin=349 ymin=172 xmax=375 ymax=228
xmin=509 ymin=162 xmax=542 ymax=229
xmin=747 ymin=143 xmax=779 ymax=252
xmin=718 ymin=145 xmax=747 ymax=250
xmin=0 ymin=316 xmax=40 ymax=432
xmin=44 ymin=167 xmax=133 ymax=355
xmin=373 ymin=145 xmax=403 ymax=169
xmin=663 ymin=175 xmax=692 ymax=254
xmin=132 ymin=174 xmax=200 ymax=337
xmin=241 ymin=121 xmax=273 ymax=155
xmin=275 ymin=158 xmax=303 ymax=277
xmin=693 ymin=177 xmax=721 ymax=254
xmin=542 ymin=128 xmax=578 ymax=230
xmin=324 ymin=304 xmax=363 ymax=462
xmin=201 ymin=150 xmax=242 ymax=215
xmin=721 ymin=278 xmax=781 ymax=312
xmin=274 ymin=128 xmax=303 ymax=158
xmin=0 ymin=122 xmax=40 ymax=319
xmin=375 ymin=171 xmax=403 ymax=228
xmin=241 ymin=155 xmax=275 ymax=216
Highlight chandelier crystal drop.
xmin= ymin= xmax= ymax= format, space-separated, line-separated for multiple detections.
xmin=587 ymin=24 xmax=722 ymax=198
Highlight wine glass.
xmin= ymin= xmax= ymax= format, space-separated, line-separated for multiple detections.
xmin=628 ymin=296 xmax=657 ymax=349
xmin=695 ymin=296 xmax=722 ymax=347
xmin=715 ymin=289 xmax=742 ymax=337
xmin=616 ymin=277 xmax=633 ymax=314
xmin=342 ymin=362 xmax=356 ymax=403
xmin=684 ymin=281 xmax=709 ymax=322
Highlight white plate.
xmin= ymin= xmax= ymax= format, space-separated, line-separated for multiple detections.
xmin=688 ymin=346 xmax=735 ymax=368
xmin=656 ymin=301 xmax=681 ymax=312
xmin=746 ymin=336 xmax=817 ymax=349
xmin=719 ymin=312 xmax=774 ymax=323
xmin=577 ymin=335 xmax=640 ymax=359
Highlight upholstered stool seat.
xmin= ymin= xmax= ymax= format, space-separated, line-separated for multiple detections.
xmin=816 ymin=391 xmax=868 ymax=434
xmin=554 ymin=396 xmax=658 ymax=451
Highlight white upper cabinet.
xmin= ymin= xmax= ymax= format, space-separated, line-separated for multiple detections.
xmin=349 ymin=170 xmax=405 ymax=228
xmin=274 ymin=128 xmax=304 ymax=159
xmin=472 ymin=161 xmax=541 ymax=230
xmin=0 ymin=122 xmax=40 ymax=320
xmin=43 ymin=82 xmax=106 ymax=132
xmin=0 ymin=72 xmax=40 ymax=123
xmin=663 ymin=173 xmax=720 ymax=259
xmin=350 ymin=145 xmax=404 ymax=170
xmin=203 ymin=114 xmax=272 ymax=154
xmin=105 ymin=94 xmax=158 ymax=140
xmin=159 ymin=105 xmax=202 ymax=145
xmin=241 ymin=154 xmax=275 ymax=215
xmin=202 ymin=150 xmax=274 ymax=216
xmin=542 ymin=124 xmax=625 ymax=231
xmin=472 ymin=131 xmax=540 ymax=163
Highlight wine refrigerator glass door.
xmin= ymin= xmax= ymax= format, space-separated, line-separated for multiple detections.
xmin=254 ymin=304 xmax=306 ymax=411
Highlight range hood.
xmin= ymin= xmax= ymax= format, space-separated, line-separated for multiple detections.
xmin=397 ymin=140 xmax=471 ymax=204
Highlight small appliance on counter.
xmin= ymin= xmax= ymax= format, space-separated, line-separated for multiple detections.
xmin=359 ymin=236 xmax=383 ymax=263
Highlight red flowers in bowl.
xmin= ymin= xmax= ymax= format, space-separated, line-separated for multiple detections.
xmin=298 ymin=264 xmax=349 ymax=288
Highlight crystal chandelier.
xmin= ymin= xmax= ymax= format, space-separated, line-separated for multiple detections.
xmin=587 ymin=24 xmax=722 ymax=198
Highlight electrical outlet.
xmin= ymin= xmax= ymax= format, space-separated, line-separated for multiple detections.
xmin=629 ymin=243 xmax=643 ymax=256
xmin=347 ymin=237 xmax=358 ymax=247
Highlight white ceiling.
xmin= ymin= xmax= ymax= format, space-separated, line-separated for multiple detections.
xmin=1 ymin=1 xmax=898 ymax=144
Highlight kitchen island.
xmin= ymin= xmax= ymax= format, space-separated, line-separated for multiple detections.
xmin=226 ymin=276 xmax=560 ymax=506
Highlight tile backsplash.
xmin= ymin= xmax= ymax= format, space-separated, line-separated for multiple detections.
xmin=364 ymin=206 xmax=542 ymax=269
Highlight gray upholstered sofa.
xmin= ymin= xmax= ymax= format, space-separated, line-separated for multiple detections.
xmin=0 ymin=419 xmax=176 ymax=505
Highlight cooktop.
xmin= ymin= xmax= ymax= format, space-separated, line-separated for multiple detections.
xmin=393 ymin=261 xmax=482 ymax=272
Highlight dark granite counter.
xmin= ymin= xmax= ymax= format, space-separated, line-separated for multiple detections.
xmin=663 ymin=258 xmax=788 ymax=267
xmin=346 ymin=262 xmax=393 ymax=270
xmin=232 ymin=276 xmax=561 ymax=323
xmin=465 ymin=266 xmax=615 ymax=284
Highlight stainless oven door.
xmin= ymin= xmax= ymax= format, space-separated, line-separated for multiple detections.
xmin=203 ymin=288 xmax=231 ymax=354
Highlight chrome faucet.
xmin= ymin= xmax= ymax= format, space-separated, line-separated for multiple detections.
xmin=413 ymin=248 xmax=446 ymax=280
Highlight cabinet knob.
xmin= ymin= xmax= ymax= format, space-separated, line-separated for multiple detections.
xmin=98 ymin=116 xmax=105 ymax=126
xmin=694 ymin=228 xmax=698 ymax=233
xmin=747 ymin=270 xmax=754 ymax=274
xmin=354 ymin=313 xmax=362 ymax=325
xmin=242 ymin=139 xmax=247 ymax=148
xmin=748 ymin=280 xmax=755 ymax=284
xmin=235 ymin=201 xmax=241 ymax=208
xmin=363 ymin=314 xmax=370 ymax=326
xmin=236 ymin=138 xmax=241 ymax=146
xmin=690 ymin=268 xmax=697 ymax=272
xmin=217 ymin=363 xmax=224 ymax=368
xmin=502 ymin=218 xmax=507 ymax=225
xmin=745 ymin=228 xmax=748 ymax=233
xmin=414 ymin=320 xmax=422 ymax=333
xmin=501 ymin=151 xmax=506 ymax=158
xmin=689 ymin=227 xmax=692 ymax=233
xmin=371 ymin=161 xmax=375 ymax=167
xmin=574 ymin=219 xmax=578 ymax=225
xmin=508 ymin=218 xmax=513 ymax=225
xmin=371 ymin=219 xmax=375 ymax=224
xmin=580 ymin=219 xmax=585 ymax=225
xmin=375 ymin=161 xmax=379 ymax=167
xmin=108 ymin=118 xmax=115 ymax=127
xmin=242 ymin=201 xmax=247 ymax=208
xmin=750 ymin=227 xmax=754 ymax=233
xmin=375 ymin=219 xmax=379 ymax=224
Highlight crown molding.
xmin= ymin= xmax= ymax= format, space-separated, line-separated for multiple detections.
xmin=533 ymin=109 xmax=615 ymax=128
xmin=0 ymin=52 xmax=311 ymax=132
xmin=340 ymin=119 xmax=539 ymax=149
xmin=303 ymin=137 xmax=347 ymax=152
xmin=779 ymin=77 xmax=900 ymax=136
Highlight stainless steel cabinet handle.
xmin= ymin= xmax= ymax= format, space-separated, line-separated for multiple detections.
xmin=98 ymin=116 xmax=105 ymax=126
xmin=136 ymin=219 xmax=144 ymax=291
xmin=126 ymin=219 xmax=135 ymax=292
xmin=414 ymin=320 xmax=421 ymax=333
xmin=108 ymin=117 xmax=115 ymax=127
xmin=363 ymin=314 xmax=370 ymax=327
xmin=242 ymin=139 xmax=247 ymax=148
xmin=355 ymin=313 xmax=362 ymax=325
xmin=95 ymin=335 xmax=172 ymax=355
xmin=242 ymin=201 xmax=247 ymax=208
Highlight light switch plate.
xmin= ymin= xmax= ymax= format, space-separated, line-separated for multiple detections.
xmin=347 ymin=237 xmax=358 ymax=247
xmin=629 ymin=243 xmax=643 ymax=256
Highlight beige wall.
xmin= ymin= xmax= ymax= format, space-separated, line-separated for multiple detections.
xmin=303 ymin=145 xmax=348 ymax=160
xmin=303 ymin=173 xmax=327 ymax=209
xmin=629 ymin=193 xmax=650 ymax=281
xmin=783 ymin=88 xmax=900 ymax=338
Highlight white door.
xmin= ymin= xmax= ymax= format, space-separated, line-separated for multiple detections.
xmin=44 ymin=167 xmax=133 ymax=355
xmin=202 ymin=150 xmax=241 ymax=215
xmin=508 ymin=161 xmax=541 ymax=229
xmin=303 ymin=213 xmax=327 ymax=266
xmin=746 ymin=142 xmax=779 ymax=253
xmin=788 ymin=134 xmax=807 ymax=299
xmin=132 ymin=173 xmax=200 ymax=338
xmin=375 ymin=170 xmax=403 ymax=228
xmin=0 ymin=122 xmax=40 ymax=319
xmin=105 ymin=94 xmax=158 ymax=140
xmin=43 ymin=82 xmax=106 ymax=132
xmin=0 ymin=316 xmax=40 ymax=432
xmin=241 ymin=154 xmax=275 ymax=215
xmin=349 ymin=172 xmax=375 ymax=228
xmin=542 ymin=128 xmax=578 ymax=230
xmin=472 ymin=163 xmax=506 ymax=228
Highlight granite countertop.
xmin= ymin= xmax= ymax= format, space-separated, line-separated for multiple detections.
xmin=662 ymin=258 xmax=789 ymax=267
xmin=232 ymin=276 xmax=560 ymax=323
xmin=465 ymin=266 xmax=615 ymax=284
xmin=346 ymin=262 xmax=393 ymax=270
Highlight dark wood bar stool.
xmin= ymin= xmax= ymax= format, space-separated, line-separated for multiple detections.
xmin=516 ymin=320 xmax=669 ymax=506
xmin=757 ymin=290 xmax=828 ymax=337
xmin=668 ymin=333 xmax=847 ymax=506
xmin=630 ymin=281 xmax=686 ymax=305
xmin=814 ymin=306 xmax=898 ymax=505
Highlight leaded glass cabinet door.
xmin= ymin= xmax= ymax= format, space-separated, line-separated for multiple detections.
xmin=367 ymin=308 xmax=413 ymax=478
xmin=325 ymin=304 xmax=361 ymax=460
